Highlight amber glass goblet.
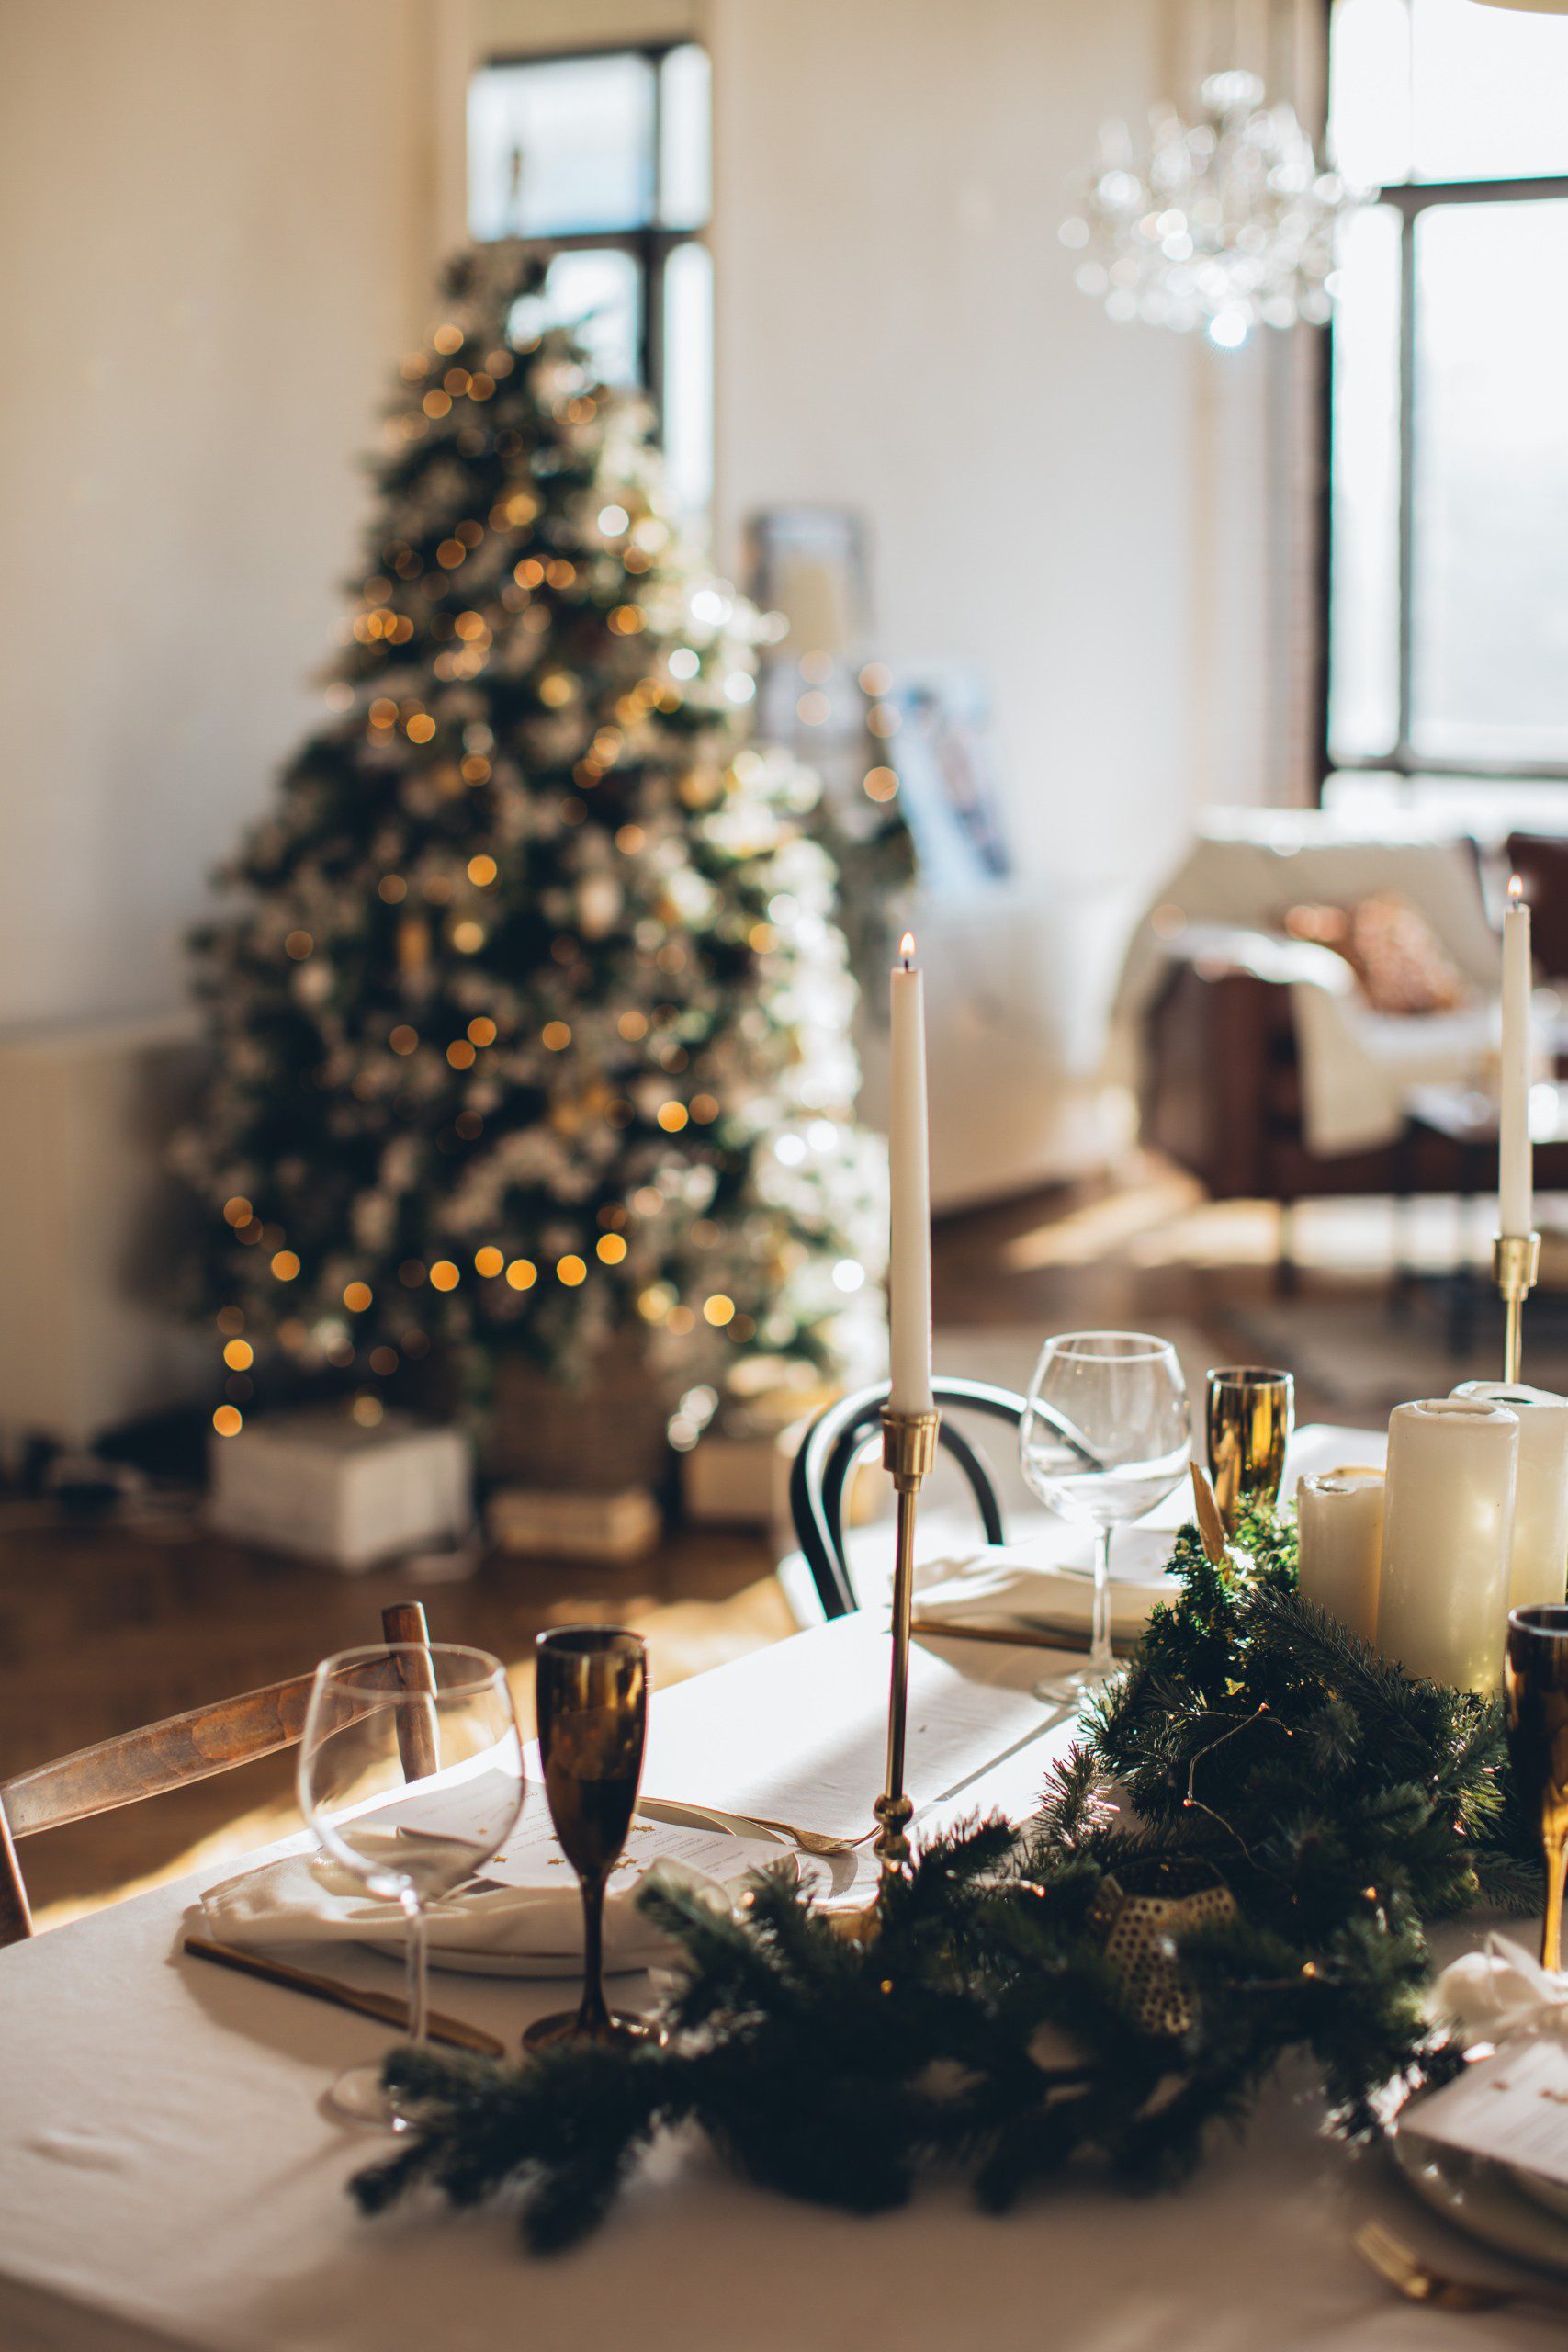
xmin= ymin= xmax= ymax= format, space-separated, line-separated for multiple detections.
xmin=1505 ymin=1605 xmax=1568 ymax=1973
xmin=523 ymin=1627 xmax=662 ymax=2052
xmin=1204 ymin=1367 xmax=1294 ymax=1534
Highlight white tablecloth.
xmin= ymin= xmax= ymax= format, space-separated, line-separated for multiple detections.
xmin=0 ymin=1609 xmax=1547 ymax=2351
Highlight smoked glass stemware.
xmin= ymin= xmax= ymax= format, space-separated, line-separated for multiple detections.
xmin=1504 ymin=1605 xmax=1568 ymax=1972
xmin=523 ymin=1626 xmax=661 ymax=2052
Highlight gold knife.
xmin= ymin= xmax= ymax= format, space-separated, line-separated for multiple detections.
xmin=183 ymin=1934 xmax=505 ymax=2058
xmin=910 ymin=1617 xmax=1135 ymax=1657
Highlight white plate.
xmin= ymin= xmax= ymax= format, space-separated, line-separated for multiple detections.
xmin=1033 ymin=1527 xmax=1181 ymax=1589
xmin=1510 ymin=2166 xmax=1568 ymax=2225
xmin=1392 ymin=2112 xmax=1568 ymax=2278
xmin=361 ymin=1810 xmax=794 ymax=1979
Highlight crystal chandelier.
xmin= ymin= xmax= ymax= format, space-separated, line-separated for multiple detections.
xmin=1061 ymin=69 xmax=1355 ymax=348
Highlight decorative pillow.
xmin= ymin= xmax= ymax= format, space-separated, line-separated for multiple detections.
xmin=1282 ymin=892 xmax=1474 ymax=1016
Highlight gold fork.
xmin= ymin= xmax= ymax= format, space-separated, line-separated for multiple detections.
xmin=1355 ymin=2219 xmax=1568 ymax=2319
xmin=637 ymin=1795 xmax=868 ymax=1859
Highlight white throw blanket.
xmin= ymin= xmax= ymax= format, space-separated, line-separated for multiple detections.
xmin=1115 ymin=813 xmax=1501 ymax=1157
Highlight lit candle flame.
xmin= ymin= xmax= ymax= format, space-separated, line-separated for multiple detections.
xmin=1508 ymin=873 xmax=1524 ymax=906
xmin=899 ymin=931 xmax=916 ymax=966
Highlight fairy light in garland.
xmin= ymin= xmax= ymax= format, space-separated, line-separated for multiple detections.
xmin=1178 ymin=1701 xmax=1292 ymax=1870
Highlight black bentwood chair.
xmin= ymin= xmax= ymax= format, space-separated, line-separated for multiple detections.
xmin=788 ymin=1374 xmax=1097 ymax=1620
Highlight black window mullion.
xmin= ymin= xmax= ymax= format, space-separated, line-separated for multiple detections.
xmin=478 ymin=43 xmax=707 ymax=469
xmin=1325 ymin=159 xmax=1568 ymax=783
xmin=1378 ymin=172 xmax=1568 ymax=215
xmin=1395 ymin=206 xmax=1416 ymax=763
xmin=642 ymin=233 xmax=665 ymax=417
xmin=515 ymin=228 xmax=699 ymax=439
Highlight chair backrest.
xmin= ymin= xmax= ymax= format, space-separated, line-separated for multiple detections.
xmin=789 ymin=1376 xmax=1034 ymax=1619
xmin=0 ymin=1599 xmax=434 ymax=1949
xmin=1506 ymin=834 xmax=1568 ymax=982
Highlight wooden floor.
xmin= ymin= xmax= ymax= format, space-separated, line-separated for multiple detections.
xmin=0 ymin=1157 xmax=1324 ymax=1927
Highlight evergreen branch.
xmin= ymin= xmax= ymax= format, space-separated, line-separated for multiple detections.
xmin=349 ymin=1502 xmax=1529 ymax=2252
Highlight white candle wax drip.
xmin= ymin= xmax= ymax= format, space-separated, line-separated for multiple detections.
xmin=1376 ymin=1396 xmax=1518 ymax=1696
xmin=1296 ymin=1466 xmax=1384 ymax=1645
xmin=1452 ymin=1381 xmax=1568 ymax=1614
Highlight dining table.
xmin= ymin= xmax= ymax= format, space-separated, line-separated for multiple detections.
xmin=0 ymin=1429 xmax=1558 ymax=2352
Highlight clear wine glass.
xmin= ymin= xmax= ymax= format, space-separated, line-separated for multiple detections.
xmin=298 ymin=1641 xmax=525 ymax=2127
xmin=1020 ymin=1331 xmax=1190 ymax=1703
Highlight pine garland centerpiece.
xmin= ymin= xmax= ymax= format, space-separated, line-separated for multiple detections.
xmin=351 ymin=1508 xmax=1536 ymax=2252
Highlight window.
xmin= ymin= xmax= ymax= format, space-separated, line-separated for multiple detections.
xmin=468 ymin=43 xmax=713 ymax=517
xmin=1326 ymin=0 xmax=1568 ymax=780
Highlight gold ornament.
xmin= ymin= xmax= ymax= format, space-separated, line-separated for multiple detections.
xmin=1086 ymin=1857 xmax=1237 ymax=2037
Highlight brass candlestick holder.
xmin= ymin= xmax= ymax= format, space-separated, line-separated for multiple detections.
xmin=872 ymin=1404 xmax=941 ymax=1879
xmin=1494 ymin=1231 xmax=1541 ymax=1385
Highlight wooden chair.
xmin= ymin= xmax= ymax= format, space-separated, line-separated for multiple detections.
xmin=0 ymin=1600 xmax=436 ymax=1950
xmin=789 ymin=1375 xmax=1089 ymax=1619
xmin=1506 ymin=833 xmax=1568 ymax=985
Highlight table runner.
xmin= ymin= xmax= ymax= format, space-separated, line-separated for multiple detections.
xmin=0 ymin=1609 xmax=1540 ymax=2350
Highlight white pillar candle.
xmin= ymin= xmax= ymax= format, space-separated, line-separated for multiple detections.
xmin=1296 ymin=1466 xmax=1385 ymax=1644
xmin=1377 ymin=1396 xmax=1518 ymax=1694
xmin=1452 ymin=1380 xmax=1568 ymax=1613
xmin=1500 ymin=875 xmax=1533 ymax=1239
xmin=887 ymin=932 xmax=933 ymax=1417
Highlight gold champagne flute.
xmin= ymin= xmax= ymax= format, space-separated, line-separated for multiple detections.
xmin=1204 ymin=1367 xmax=1294 ymax=1535
xmin=1504 ymin=1605 xmax=1568 ymax=1972
xmin=523 ymin=1627 xmax=662 ymax=2052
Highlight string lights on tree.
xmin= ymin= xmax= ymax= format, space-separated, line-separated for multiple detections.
xmin=177 ymin=242 xmax=888 ymax=1436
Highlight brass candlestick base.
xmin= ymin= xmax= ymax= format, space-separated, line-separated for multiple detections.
xmin=873 ymin=1405 xmax=940 ymax=1880
xmin=1494 ymin=1231 xmax=1541 ymax=1385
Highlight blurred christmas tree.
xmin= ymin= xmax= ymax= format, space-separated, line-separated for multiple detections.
xmin=179 ymin=243 xmax=890 ymax=1440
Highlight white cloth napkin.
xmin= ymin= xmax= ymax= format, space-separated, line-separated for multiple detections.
xmin=914 ymin=1532 xmax=1179 ymax=1638
xmin=1430 ymin=1933 xmax=1568 ymax=2042
xmin=200 ymin=1848 xmax=693 ymax=1975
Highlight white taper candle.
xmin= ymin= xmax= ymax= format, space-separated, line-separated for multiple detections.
xmin=887 ymin=933 xmax=933 ymax=1417
xmin=1500 ymin=874 xmax=1533 ymax=1239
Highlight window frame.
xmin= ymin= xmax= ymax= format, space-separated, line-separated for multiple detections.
xmin=472 ymin=36 xmax=709 ymax=428
xmin=1321 ymin=6 xmax=1568 ymax=787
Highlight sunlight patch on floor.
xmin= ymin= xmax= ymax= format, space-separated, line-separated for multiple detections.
xmin=1008 ymin=1181 xmax=1515 ymax=1280
xmin=30 ymin=1577 xmax=795 ymax=1935
xmin=1128 ymin=1195 xmax=1497 ymax=1275
xmin=1001 ymin=1164 xmax=1205 ymax=1270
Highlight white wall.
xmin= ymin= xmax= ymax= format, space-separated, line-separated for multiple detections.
xmin=482 ymin=0 xmax=1275 ymax=890
xmin=1 ymin=0 xmax=1280 ymax=1030
xmin=0 ymin=0 xmax=436 ymax=1027
xmin=708 ymin=0 xmax=1209 ymax=893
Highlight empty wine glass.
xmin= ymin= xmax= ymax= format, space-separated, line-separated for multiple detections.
xmin=299 ymin=1642 xmax=525 ymax=2126
xmin=1020 ymin=1331 xmax=1190 ymax=1703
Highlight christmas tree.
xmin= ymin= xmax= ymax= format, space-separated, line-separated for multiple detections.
xmin=179 ymin=243 xmax=886 ymax=1439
